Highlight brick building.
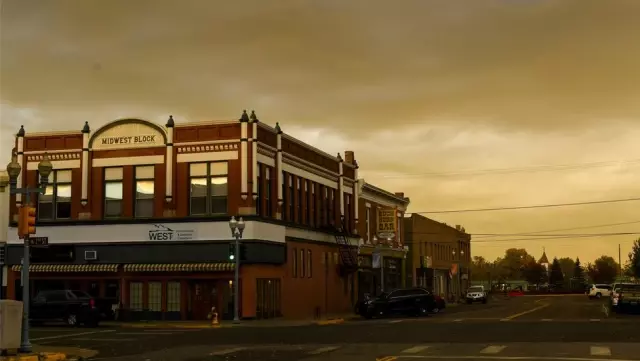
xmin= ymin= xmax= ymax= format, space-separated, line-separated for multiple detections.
xmin=404 ymin=214 xmax=471 ymax=299
xmin=4 ymin=111 xmax=361 ymax=320
xmin=355 ymin=180 xmax=410 ymax=299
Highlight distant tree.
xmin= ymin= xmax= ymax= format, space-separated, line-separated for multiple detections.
xmin=571 ymin=257 xmax=586 ymax=290
xmin=522 ymin=260 xmax=546 ymax=286
xmin=627 ymin=238 xmax=640 ymax=278
xmin=557 ymin=257 xmax=576 ymax=289
xmin=496 ymin=248 xmax=533 ymax=280
xmin=587 ymin=255 xmax=618 ymax=284
xmin=548 ymin=258 xmax=564 ymax=289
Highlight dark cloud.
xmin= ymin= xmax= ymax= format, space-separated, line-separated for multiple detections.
xmin=2 ymin=0 xmax=639 ymax=134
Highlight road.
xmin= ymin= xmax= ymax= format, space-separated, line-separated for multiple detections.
xmin=29 ymin=294 xmax=640 ymax=361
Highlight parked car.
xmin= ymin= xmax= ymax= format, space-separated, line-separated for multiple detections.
xmin=30 ymin=290 xmax=101 ymax=327
xmin=610 ymin=283 xmax=640 ymax=313
xmin=587 ymin=284 xmax=612 ymax=299
xmin=466 ymin=285 xmax=488 ymax=304
xmin=359 ymin=287 xmax=436 ymax=319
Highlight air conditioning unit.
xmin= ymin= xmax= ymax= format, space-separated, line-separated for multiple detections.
xmin=84 ymin=250 xmax=98 ymax=261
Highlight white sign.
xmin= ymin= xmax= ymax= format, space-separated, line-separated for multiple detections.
xmin=148 ymin=224 xmax=195 ymax=241
xmin=100 ymin=135 xmax=158 ymax=147
xmin=91 ymin=121 xmax=165 ymax=150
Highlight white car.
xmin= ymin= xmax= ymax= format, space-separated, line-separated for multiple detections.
xmin=466 ymin=286 xmax=487 ymax=304
xmin=587 ymin=284 xmax=612 ymax=299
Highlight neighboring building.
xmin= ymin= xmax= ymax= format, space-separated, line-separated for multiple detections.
xmin=404 ymin=214 xmax=471 ymax=299
xmin=355 ymin=179 xmax=410 ymax=299
xmin=4 ymin=111 xmax=361 ymax=320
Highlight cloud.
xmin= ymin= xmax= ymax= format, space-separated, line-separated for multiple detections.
xmin=1 ymin=0 xmax=640 ymax=261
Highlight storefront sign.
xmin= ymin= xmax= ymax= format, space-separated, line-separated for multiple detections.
xmin=90 ymin=121 xmax=166 ymax=150
xmin=148 ymin=224 xmax=195 ymax=241
xmin=99 ymin=135 xmax=157 ymax=146
xmin=377 ymin=209 xmax=396 ymax=238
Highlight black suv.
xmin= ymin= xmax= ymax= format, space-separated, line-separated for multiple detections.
xmin=31 ymin=290 xmax=101 ymax=327
xmin=360 ymin=287 xmax=436 ymax=319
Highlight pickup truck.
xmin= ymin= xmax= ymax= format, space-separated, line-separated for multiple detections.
xmin=30 ymin=289 xmax=101 ymax=327
xmin=610 ymin=283 xmax=640 ymax=313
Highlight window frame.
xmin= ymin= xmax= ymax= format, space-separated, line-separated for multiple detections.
xmin=134 ymin=165 xmax=155 ymax=218
xmin=188 ymin=162 xmax=229 ymax=216
xmin=104 ymin=167 xmax=124 ymax=219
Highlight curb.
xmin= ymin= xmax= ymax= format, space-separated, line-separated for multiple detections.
xmin=316 ymin=318 xmax=345 ymax=326
xmin=1 ymin=352 xmax=66 ymax=361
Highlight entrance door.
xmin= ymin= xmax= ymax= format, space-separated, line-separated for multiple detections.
xmin=190 ymin=281 xmax=218 ymax=320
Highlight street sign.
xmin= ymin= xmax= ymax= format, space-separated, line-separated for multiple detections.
xmin=28 ymin=237 xmax=49 ymax=247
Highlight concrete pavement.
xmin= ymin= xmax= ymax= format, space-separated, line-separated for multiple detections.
xmin=26 ymin=295 xmax=640 ymax=360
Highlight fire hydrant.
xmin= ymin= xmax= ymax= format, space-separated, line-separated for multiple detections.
xmin=210 ymin=306 xmax=219 ymax=327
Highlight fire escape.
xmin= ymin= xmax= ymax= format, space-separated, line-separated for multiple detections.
xmin=335 ymin=217 xmax=359 ymax=276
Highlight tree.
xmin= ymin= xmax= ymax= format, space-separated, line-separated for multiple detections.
xmin=496 ymin=248 xmax=533 ymax=280
xmin=571 ymin=257 xmax=586 ymax=290
xmin=548 ymin=258 xmax=564 ymax=289
xmin=587 ymin=255 xmax=618 ymax=284
xmin=522 ymin=260 xmax=546 ymax=286
xmin=557 ymin=257 xmax=576 ymax=289
xmin=626 ymin=238 xmax=640 ymax=278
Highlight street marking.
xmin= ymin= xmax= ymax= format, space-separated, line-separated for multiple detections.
xmin=589 ymin=319 xmax=600 ymax=322
xmin=31 ymin=329 xmax=116 ymax=341
xmin=117 ymin=332 xmax=176 ymax=335
xmin=72 ymin=338 xmax=132 ymax=341
xmin=403 ymin=346 xmax=430 ymax=353
xmin=602 ymin=304 xmax=610 ymax=317
xmin=541 ymin=319 xmax=553 ymax=321
xmin=389 ymin=319 xmax=404 ymax=323
xmin=480 ymin=345 xmax=507 ymax=354
xmin=391 ymin=356 xmax=639 ymax=361
xmin=308 ymin=346 xmax=340 ymax=355
xmin=376 ymin=357 xmax=397 ymax=361
xmin=210 ymin=347 xmax=246 ymax=355
xmin=501 ymin=303 xmax=549 ymax=321
xmin=590 ymin=346 xmax=611 ymax=356
xmin=453 ymin=319 xmax=463 ymax=322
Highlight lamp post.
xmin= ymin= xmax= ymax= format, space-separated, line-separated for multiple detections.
xmin=228 ymin=216 xmax=245 ymax=323
xmin=4 ymin=151 xmax=53 ymax=353
xmin=452 ymin=248 xmax=465 ymax=301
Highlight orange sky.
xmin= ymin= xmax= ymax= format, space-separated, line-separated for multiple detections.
xmin=1 ymin=0 xmax=639 ymax=263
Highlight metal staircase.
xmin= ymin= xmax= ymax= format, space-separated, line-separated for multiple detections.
xmin=335 ymin=223 xmax=358 ymax=273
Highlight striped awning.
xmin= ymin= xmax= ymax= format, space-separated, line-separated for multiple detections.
xmin=123 ymin=263 xmax=235 ymax=273
xmin=11 ymin=264 xmax=119 ymax=273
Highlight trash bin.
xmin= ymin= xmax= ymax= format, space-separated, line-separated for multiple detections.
xmin=0 ymin=300 xmax=24 ymax=352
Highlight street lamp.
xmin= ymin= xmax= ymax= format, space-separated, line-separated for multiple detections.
xmin=452 ymin=249 xmax=465 ymax=300
xmin=5 ymin=150 xmax=52 ymax=353
xmin=228 ymin=216 xmax=245 ymax=323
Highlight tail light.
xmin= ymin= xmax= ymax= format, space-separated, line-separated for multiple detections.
xmin=89 ymin=299 xmax=96 ymax=308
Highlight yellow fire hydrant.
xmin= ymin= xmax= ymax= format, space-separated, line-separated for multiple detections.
xmin=210 ymin=306 xmax=219 ymax=327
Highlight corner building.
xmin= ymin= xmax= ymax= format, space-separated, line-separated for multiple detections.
xmin=4 ymin=111 xmax=361 ymax=321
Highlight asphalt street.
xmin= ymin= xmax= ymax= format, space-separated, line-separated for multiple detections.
xmin=29 ymin=295 xmax=640 ymax=361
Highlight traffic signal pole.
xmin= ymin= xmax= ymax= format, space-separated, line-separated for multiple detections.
xmin=20 ymin=193 xmax=32 ymax=353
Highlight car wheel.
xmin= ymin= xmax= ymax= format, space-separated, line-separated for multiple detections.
xmin=432 ymin=307 xmax=440 ymax=314
xmin=596 ymin=293 xmax=602 ymax=299
xmin=66 ymin=314 xmax=78 ymax=327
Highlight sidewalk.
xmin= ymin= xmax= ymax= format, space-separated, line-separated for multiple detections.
xmin=0 ymin=346 xmax=96 ymax=361
xmin=103 ymin=313 xmax=355 ymax=329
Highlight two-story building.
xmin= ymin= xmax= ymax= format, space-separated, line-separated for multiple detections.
xmin=4 ymin=111 xmax=361 ymax=321
xmin=404 ymin=213 xmax=471 ymax=299
xmin=354 ymin=179 xmax=410 ymax=299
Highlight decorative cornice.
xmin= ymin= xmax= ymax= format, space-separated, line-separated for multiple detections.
xmin=283 ymin=152 xmax=339 ymax=178
xmin=177 ymin=143 xmax=239 ymax=154
xmin=27 ymin=153 xmax=81 ymax=162
xmin=359 ymin=179 xmax=410 ymax=206
xmin=283 ymin=156 xmax=339 ymax=182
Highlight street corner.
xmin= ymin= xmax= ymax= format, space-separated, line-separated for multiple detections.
xmin=316 ymin=318 xmax=345 ymax=326
xmin=0 ymin=352 xmax=66 ymax=361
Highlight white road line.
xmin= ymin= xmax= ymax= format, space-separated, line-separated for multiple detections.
xmin=589 ymin=319 xmax=601 ymax=322
xmin=72 ymin=338 xmax=132 ymax=341
xmin=541 ymin=319 xmax=553 ymax=322
xmin=389 ymin=320 xmax=404 ymax=323
xmin=308 ymin=346 xmax=340 ymax=355
xmin=117 ymin=332 xmax=176 ymax=335
xmin=403 ymin=346 xmax=430 ymax=353
xmin=480 ymin=345 xmax=507 ymax=354
xmin=590 ymin=346 xmax=611 ymax=356
xmin=31 ymin=329 xmax=116 ymax=341
xmin=210 ymin=347 xmax=246 ymax=355
xmin=453 ymin=319 xmax=463 ymax=322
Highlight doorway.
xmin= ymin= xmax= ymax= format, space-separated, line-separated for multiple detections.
xmin=189 ymin=281 xmax=218 ymax=320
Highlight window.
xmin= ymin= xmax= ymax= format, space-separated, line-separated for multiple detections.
xmin=292 ymin=248 xmax=298 ymax=277
xmin=166 ymin=282 xmax=181 ymax=312
xmin=38 ymin=170 xmax=72 ymax=220
xmin=307 ymin=250 xmax=312 ymax=278
xmin=300 ymin=249 xmax=305 ymax=278
xmin=282 ymin=172 xmax=287 ymax=220
xmin=365 ymin=207 xmax=371 ymax=243
xmin=104 ymin=167 xmax=123 ymax=218
xmin=297 ymin=178 xmax=302 ymax=223
xmin=329 ymin=189 xmax=336 ymax=225
xmin=344 ymin=194 xmax=351 ymax=232
xmin=135 ymin=166 xmax=155 ymax=218
xmin=256 ymin=164 xmax=262 ymax=216
xmin=321 ymin=186 xmax=327 ymax=226
xmin=265 ymin=167 xmax=272 ymax=217
xmin=148 ymin=282 xmax=162 ymax=311
xmin=307 ymin=181 xmax=312 ymax=226
xmin=189 ymin=162 xmax=228 ymax=215
xmin=129 ymin=282 xmax=143 ymax=310
xmin=288 ymin=176 xmax=294 ymax=221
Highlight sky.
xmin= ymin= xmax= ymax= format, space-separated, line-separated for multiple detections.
xmin=1 ymin=0 xmax=639 ymax=263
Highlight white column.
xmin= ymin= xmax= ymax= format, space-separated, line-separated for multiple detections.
xmin=276 ymin=124 xmax=283 ymax=205
xmin=16 ymin=127 xmax=24 ymax=205
xmin=165 ymin=116 xmax=174 ymax=202
xmin=251 ymin=112 xmax=258 ymax=200
xmin=240 ymin=114 xmax=249 ymax=200
xmin=81 ymin=128 xmax=89 ymax=206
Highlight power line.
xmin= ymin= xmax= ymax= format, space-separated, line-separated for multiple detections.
xmin=371 ymin=158 xmax=640 ymax=179
xmin=411 ymin=196 xmax=640 ymax=214
xmin=471 ymin=232 xmax=640 ymax=243
xmin=471 ymin=220 xmax=640 ymax=238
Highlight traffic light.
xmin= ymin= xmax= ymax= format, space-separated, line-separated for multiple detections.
xmin=18 ymin=206 xmax=36 ymax=239
xmin=228 ymin=242 xmax=236 ymax=260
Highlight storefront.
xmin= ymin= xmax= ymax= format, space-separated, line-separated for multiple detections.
xmin=356 ymin=245 xmax=406 ymax=299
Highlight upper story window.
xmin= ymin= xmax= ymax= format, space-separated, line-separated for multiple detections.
xmin=344 ymin=194 xmax=351 ymax=232
xmin=135 ymin=166 xmax=155 ymax=218
xmin=329 ymin=188 xmax=335 ymax=226
xmin=189 ymin=162 xmax=228 ymax=216
xmin=307 ymin=181 xmax=313 ymax=226
xmin=265 ymin=167 xmax=272 ymax=217
xmin=104 ymin=167 xmax=123 ymax=218
xmin=282 ymin=172 xmax=288 ymax=220
xmin=256 ymin=164 xmax=262 ymax=216
xmin=288 ymin=175 xmax=294 ymax=221
xmin=38 ymin=170 xmax=72 ymax=220
xmin=365 ymin=206 xmax=371 ymax=242
xmin=297 ymin=178 xmax=302 ymax=223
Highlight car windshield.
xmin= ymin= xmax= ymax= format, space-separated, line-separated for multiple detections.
xmin=468 ymin=287 xmax=483 ymax=292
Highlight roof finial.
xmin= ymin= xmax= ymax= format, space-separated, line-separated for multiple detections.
xmin=275 ymin=122 xmax=282 ymax=134
xmin=337 ymin=153 xmax=343 ymax=162
xmin=17 ymin=125 xmax=25 ymax=137
xmin=249 ymin=110 xmax=259 ymax=123
xmin=166 ymin=115 xmax=175 ymax=127
xmin=82 ymin=121 xmax=90 ymax=133
xmin=240 ymin=110 xmax=249 ymax=122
